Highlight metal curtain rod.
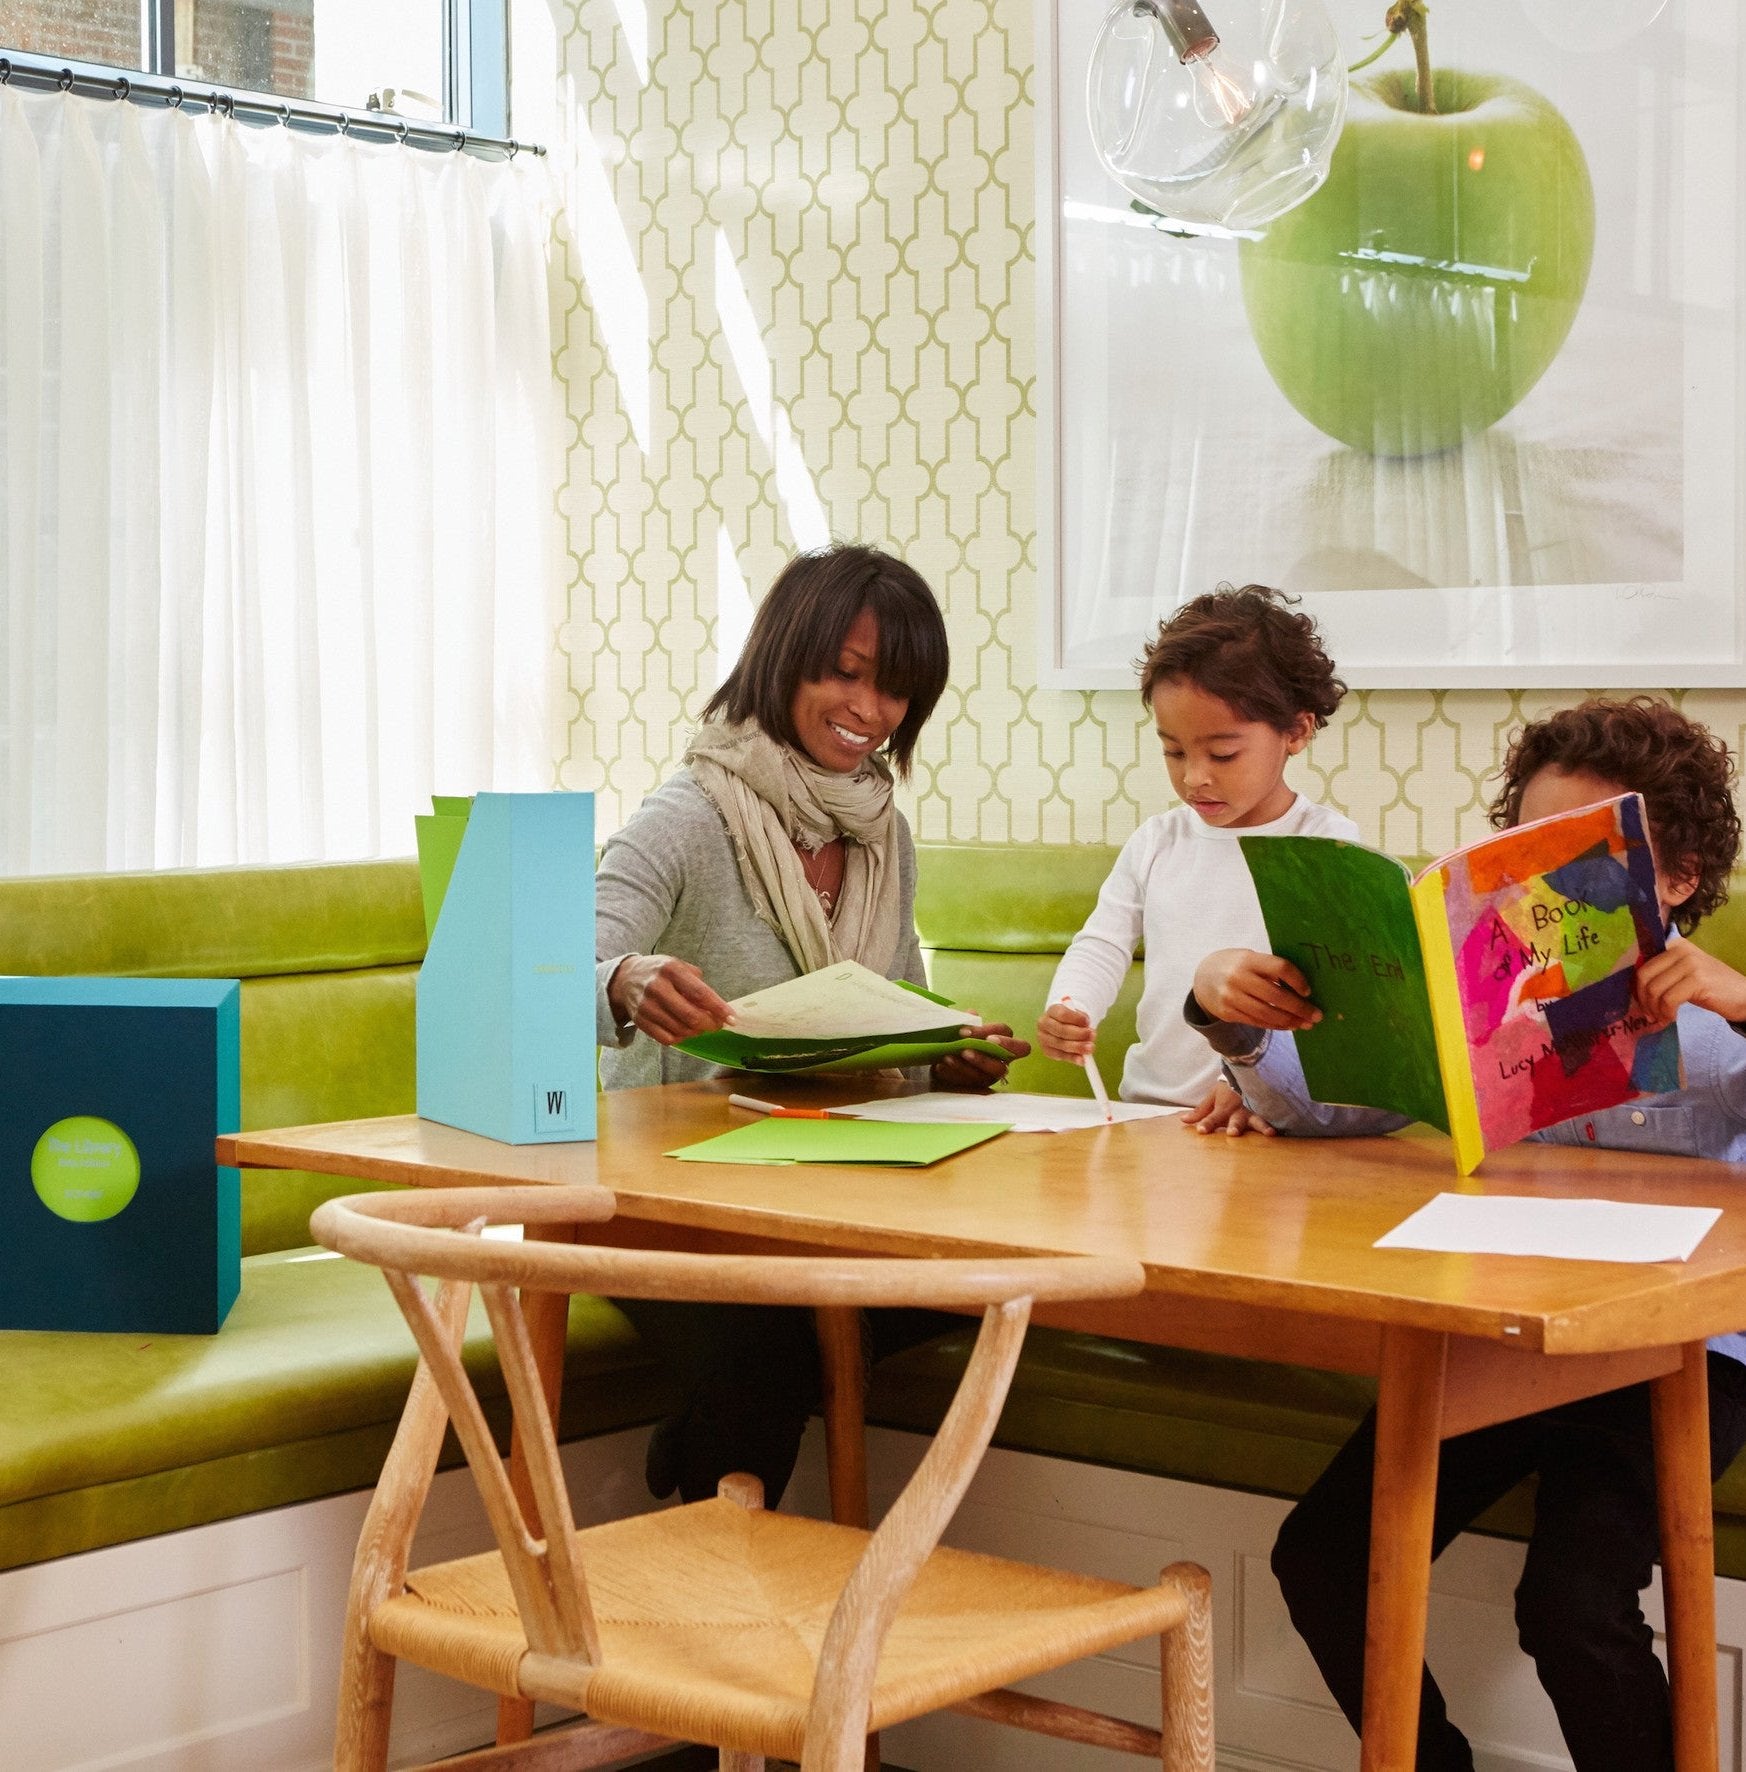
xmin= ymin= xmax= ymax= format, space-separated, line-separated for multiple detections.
xmin=0 ymin=47 xmax=545 ymax=159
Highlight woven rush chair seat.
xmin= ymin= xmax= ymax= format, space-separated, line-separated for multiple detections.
xmin=373 ymin=1496 xmax=1192 ymax=1759
xmin=312 ymin=1183 xmax=1215 ymax=1772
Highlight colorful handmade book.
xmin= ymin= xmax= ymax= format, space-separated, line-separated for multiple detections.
xmin=676 ymin=959 xmax=1009 ymax=1075
xmin=1240 ymin=794 xmax=1678 ymax=1174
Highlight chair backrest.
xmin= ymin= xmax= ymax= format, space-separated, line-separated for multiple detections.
xmin=311 ymin=1185 xmax=1146 ymax=1746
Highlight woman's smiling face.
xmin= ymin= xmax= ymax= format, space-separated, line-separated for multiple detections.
xmin=789 ymin=606 xmax=910 ymax=773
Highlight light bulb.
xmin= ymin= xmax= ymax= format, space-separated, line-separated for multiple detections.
xmin=1087 ymin=0 xmax=1346 ymax=231
xmin=1151 ymin=0 xmax=1257 ymax=130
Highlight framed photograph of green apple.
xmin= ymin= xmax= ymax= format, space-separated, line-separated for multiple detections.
xmin=1039 ymin=0 xmax=1743 ymax=687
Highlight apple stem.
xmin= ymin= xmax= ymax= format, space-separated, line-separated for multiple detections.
xmin=1383 ymin=0 xmax=1438 ymax=114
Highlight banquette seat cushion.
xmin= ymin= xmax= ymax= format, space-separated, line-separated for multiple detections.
xmin=6 ymin=840 xmax=1746 ymax=1578
xmin=0 ymin=861 xmax=675 ymax=1571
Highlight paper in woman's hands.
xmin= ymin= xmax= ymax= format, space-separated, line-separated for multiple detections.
xmin=721 ymin=962 xmax=975 ymax=1038
xmin=676 ymin=961 xmax=1003 ymax=1075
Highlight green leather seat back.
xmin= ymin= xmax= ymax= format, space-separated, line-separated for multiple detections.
xmin=914 ymin=843 xmax=1139 ymax=1097
xmin=0 ymin=861 xmax=425 ymax=1254
xmin=0 ymin=1246 xmax=672 ymax=1571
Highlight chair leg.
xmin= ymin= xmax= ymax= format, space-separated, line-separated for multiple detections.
xmin=718 ymin=1753 xmax=765 ymax=1770
xmin=1159 ymin=1561 xmax=1214 ymax=1772
xmin=332 ymin=1619 xmax=395 ymax=1772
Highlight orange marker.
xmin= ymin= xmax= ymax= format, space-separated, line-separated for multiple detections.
xmin=727 ymin=1093 xmax=832 ymax=1120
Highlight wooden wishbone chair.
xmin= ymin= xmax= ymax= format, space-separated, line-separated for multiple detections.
xmin=312 ymin=1184 xmax=1215 ymax=1772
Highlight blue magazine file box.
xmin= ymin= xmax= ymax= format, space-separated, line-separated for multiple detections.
xmin=416 ymin=791 xmax=596 ymax=1144
xmin=1 ymin=976 xmax=241 ymax=1334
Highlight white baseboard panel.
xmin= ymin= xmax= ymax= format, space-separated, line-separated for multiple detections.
xmin=11 ymin=1418 xmax=1742 ymax=1772
xmin=784 ymin=1425 xmax=1746 ymax=1772
xmin=1 ymin=1427 xmax=657 ymax=1772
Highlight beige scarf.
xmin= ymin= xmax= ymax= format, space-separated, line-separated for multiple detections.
xmin=685 ymin=718 xmax=904 ymax=975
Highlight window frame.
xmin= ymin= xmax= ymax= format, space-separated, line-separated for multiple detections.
xmin=7 ymin=0 xmax=508 ymax=133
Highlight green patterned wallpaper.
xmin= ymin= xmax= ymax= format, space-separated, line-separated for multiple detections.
xmin=536 ymin=0 xmax=1746 ymax=858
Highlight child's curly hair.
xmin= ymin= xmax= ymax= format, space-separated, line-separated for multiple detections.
xmin=1489 ymin=697 xmax=1741 ymax=934
xmin=1137 ymin=584 xmax=1346 ymax=732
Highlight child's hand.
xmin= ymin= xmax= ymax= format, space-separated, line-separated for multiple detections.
xmin=1192 ymin=948 xmax=1321 ymax=1031
xmin=1038 ymin=999 xmax=1096 ymax=1063
xmin=1180 ymin=1079 xmax=1276 ymax=1137
xmin=1634 ymin=945 xmax=1746 ymax=1026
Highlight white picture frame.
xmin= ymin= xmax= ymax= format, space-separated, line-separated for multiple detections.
xmin=1037 ymin=0 xmax=1746 ymax=689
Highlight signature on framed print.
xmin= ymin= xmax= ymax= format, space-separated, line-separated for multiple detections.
xmin=1038 ymin=0 xmax=1743 ymax=687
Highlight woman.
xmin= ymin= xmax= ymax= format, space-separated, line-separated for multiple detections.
xmin=595 ymin=542 xmax=1028 ymax=1503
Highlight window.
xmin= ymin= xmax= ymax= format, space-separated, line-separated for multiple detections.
xmin=3 ymin=0 xmax=508 ymax=135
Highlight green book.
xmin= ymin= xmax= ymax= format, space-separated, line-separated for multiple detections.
xmin=668 ymin=1118 xmax=1007 ymax=1167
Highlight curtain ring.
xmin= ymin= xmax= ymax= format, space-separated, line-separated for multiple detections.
xmin=278 ymin=100 xmax=291 ymax=126
xmin=507 ymin=138 xmax=519 ymax=159
xmin=168 ymin=84 xmax=184 ymax=109
xmin=0 ymin=60 xmax=13 ymax=87
xmin=115 ymin=76 xmax=131 ymax=102
xmin=452 ymin=126 xmax=466 ymax=152
xmin=57 ymin=66 xmax=75 ymax=92
xmin=336 ymin=112 xmax=350 ymax=136
xmin=395 ymin=117 xmax=409 ymax=144
xmin=217 ymin=92 xmax=235 ymax=119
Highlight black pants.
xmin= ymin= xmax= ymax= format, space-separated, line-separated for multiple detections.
xmin=1271 ymin=1352 xmax=1746 ymax=1772
xmin=617 ymin=1299 xmax=959 ymax=1507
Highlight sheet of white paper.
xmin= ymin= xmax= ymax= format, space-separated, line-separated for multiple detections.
xmin=829 ymin=1091 xmax=1181 ymax=1133
xmin=724 ymin=962 xmax=971 ymax=1039
xmin=1375 ymin=1193 xmax=1721 ymax=1264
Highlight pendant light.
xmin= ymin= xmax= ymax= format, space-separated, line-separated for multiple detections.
xmin=1087 ymin=0 xmax=1348 ymax=230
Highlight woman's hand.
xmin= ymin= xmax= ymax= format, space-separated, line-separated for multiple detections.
xmin=932 ymin=1023 xmax=1030 ymax=1091
xmin=1038 ymin=1000 xmax=1096 ymax=1063
xmin=1180 ymin=1079 xmax=1276 ymax=1138
xmin=607 ymin=954 xmax=734 ymax=1045
xmin=1191 ymin=948 xmax=1321 ymax=1031
xmin=1634 ymin=944 xmax=1746 ymax=1026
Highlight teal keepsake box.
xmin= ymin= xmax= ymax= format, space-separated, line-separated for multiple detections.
xmin=1 ymin=976 xmax=241 ymax=1333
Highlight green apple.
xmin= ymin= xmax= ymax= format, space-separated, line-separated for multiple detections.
xmin=1238 ymin=68 xmax=1594 ymax=457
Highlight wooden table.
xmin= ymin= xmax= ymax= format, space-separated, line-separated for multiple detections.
xmin=221 ymin=1080 xmax=1746 ymax=1772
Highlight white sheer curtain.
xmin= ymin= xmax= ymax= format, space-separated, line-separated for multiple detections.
xmin=0 ymin=85 xmax=561 ymax=874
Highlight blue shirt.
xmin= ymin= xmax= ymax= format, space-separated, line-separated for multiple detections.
xmin=1199 ymin=1001 xmax=1746 ymax=1363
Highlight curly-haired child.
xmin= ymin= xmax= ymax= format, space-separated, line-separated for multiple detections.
xmin=1189 ymin=695 xmax=1746 ymax=1772
xmin=1038 ymin=583 xmax=1355 ymax=1117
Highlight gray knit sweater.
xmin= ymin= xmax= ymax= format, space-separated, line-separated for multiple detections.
xmin=594 ymin=770 xmax=928 ymax=1089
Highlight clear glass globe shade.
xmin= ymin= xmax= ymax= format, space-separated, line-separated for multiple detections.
xmin=1087 ymin=0 xmax=1347 ymax=231
xmin=1516 ymin=0 xmax=1667 ymax=54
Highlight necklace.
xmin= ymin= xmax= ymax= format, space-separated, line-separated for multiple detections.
xmin=795 ymin=837 xmax=845 ymax=916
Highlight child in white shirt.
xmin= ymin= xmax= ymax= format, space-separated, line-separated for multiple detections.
xmin=1040 ymin=584 xmax=1356 ymax=1112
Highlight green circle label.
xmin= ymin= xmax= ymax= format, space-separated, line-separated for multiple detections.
xmin=31 ymin=1116 xmax=141 ymax=1223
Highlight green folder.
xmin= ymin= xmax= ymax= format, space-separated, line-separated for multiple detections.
xmin=674 ymin=1029 xmax=1011 ymax=1074
xmin=667 ymin=1118 xmax=1007 ymax=1167
xmin=414 ymin=797 xmax=473 ymax=943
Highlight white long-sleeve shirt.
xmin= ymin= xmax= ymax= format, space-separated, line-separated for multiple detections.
xmin=1047 ymin=795 xmax=1361 ymax=1106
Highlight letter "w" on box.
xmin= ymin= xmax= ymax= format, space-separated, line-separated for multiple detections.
xmin=533 ymin=1085 xmax=574 ymax=1133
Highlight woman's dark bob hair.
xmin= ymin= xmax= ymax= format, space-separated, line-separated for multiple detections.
xmin=702 ymin=543 xmax=950 ymax=776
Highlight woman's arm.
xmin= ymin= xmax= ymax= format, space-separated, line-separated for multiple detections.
xmin=595 ymin=796 xmax=733 ymax=1047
